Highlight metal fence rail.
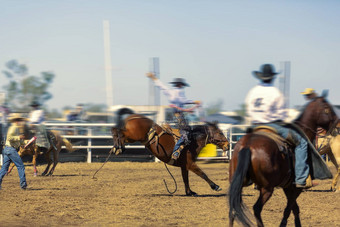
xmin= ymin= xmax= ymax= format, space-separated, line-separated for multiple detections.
xmin=1 ymin=122 xmax=247 ymax=165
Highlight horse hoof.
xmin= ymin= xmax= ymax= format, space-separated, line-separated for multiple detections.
xmin=115 ymin=148 xmax=122 ymax=155
xmin=186 ymin=191 xmax=198 ymax=196
xmin=214 ymin=185 xmax=222 ymax=192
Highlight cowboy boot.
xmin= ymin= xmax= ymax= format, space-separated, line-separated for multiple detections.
xmin=172 ymin=144 xmax=185 ymax=160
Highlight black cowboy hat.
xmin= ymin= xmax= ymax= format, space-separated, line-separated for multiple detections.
xmin=169 ymin=78 xmax=190 ymax=87
xmin=252 ymin=64 xmax=279 ymax=80
xmin=30 ymin=100 xmax=41 ymax=107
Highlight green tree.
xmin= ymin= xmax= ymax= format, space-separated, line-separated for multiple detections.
xmin=2 ymin=60 xmax=55 ymax=111
xmin=205 ymin=99 xmax=224 ymax=115
xmin=234 ymin=104 xmax=246 ymax=117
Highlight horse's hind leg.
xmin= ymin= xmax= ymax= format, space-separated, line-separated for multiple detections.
xmin=187 ymin=162 xmax=221 ymax=191
xmin=180 ymin=166 xmax=197 ymax=196
xmin=47 ymin=150 xmax=59 ymax=176
xmin=253 ymin=187 xmax=273 ymax=227
xmin=42 ymin=151 xmax=52 ymax=176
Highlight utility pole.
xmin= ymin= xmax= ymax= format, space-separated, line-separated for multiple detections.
xmin=149 ymin=57 xmax=160 ymax=106
xmin=279 ymin=61 xmax=291 ymax=109
xmin=103 ymin=20 xmax=114 ymax=121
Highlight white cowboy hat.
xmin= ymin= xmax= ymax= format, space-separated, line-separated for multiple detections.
xmin=8 ymin=113 xmax=27 ymax=122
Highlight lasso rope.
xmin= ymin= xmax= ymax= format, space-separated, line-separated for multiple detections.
xmin=163 ymin=162 xmax=177 ymax=195
xmin=92 ymin=147 xmax=114 ymax=180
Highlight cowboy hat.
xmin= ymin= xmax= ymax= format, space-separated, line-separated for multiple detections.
xmin=169 ymin=78 xmax=190 ymax=87
xmin=300 ymin=88 xmax=315 ymax=95
xmin=8 ymin=113 xmax=27 ymax=122
xmin=253 ymin=64 xmax=279 ymax=80
xmin=30 ymin=101 xmax=41 ymax=107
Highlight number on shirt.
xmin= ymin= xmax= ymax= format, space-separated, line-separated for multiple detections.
xmin=254 ymin=98 xmax=263 ymax=108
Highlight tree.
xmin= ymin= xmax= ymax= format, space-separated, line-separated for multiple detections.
xmin=205 ymin=99 xmax=224 ymax=115
xmin=234 ymin=104 xmax=247 ymax=117
xmin=2 ymin=60 xmax=55 ymax=111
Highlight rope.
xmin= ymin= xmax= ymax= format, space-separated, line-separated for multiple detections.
xmin=92 ymin=147 xmax=114 ymax=180
xmin=162 ymin=163 xmax=177 ymax=195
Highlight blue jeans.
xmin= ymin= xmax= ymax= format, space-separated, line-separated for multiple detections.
xmin=0 ymin=146 xmax=27 ymax=188
xmin=266 ymin=123 xmax=309 ymax=185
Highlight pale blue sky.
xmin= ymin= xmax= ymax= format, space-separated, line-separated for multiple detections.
xmin=1 ymin=0 xmax=339 ymax=111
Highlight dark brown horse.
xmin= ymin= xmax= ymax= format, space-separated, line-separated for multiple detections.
xmin=111 ymin=110 xmax=230 ymax=196
xmin=8 ymin=130 xmax=75 ymax=176
xmin=228 ymin=96 xmax=338 ymax=227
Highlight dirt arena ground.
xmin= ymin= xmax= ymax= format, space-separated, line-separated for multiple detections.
xmin=0 ymin=161 xmax=339 ymax=227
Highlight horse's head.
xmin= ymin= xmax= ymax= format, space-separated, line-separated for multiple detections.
xmin=297 ymin=96 xmax=339 ymax=134
xmin=111 ymin=127 xmax=125 ymax=155
xmin=205 ymin=121 xmax=230 ymax=152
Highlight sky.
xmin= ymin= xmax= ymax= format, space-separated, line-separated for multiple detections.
xmin=1 ymin=0 xmax=339 ymax=112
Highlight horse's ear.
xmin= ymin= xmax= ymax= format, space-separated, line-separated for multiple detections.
xmin=321 ymin=89 xmax=329 ymax=98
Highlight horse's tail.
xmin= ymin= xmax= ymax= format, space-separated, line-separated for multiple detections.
xmin=115 ymin=108 xmax=134 ymax=129
xmin=62 ymin=138 xmax=76 ymax=152
xmin=228 ymin=147 xmax=253 ymax=227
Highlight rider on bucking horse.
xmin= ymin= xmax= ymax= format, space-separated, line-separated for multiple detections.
xmin=147 ymin=72 xmax=201 ymax=164
xmin=28 ymin=100 xmax=57 ymax=151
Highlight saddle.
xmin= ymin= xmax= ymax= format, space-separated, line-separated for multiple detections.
xmin=252 ymin=125 xmax=296 ymax=188
xmin=253 ymin=125 xmax=298 ymax=151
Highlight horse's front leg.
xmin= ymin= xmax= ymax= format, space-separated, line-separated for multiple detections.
xmin=180 ymin=166 xmax=197 ymax=196
xmin=331 ymin=167 xmax=340 ymax=191
xmin=32 ymin=151 xmax=38 ymax=177
xmin=280 ymin=186 xmax=302 ymax=227
xmin=187 ymin=161 xmax=221 ymax=192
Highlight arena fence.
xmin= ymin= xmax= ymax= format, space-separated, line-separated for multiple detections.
xmin=0 ymin=123 xmax=248 ymax=165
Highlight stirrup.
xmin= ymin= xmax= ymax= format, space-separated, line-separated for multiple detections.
xmin=172 ymin=151 xmax=180 ymax=160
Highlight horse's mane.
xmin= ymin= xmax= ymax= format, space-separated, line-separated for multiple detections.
xmin=115 ymin=108 xmax=135 ymax=129
xmin=191 ymin=122 xmax=218 ymax=138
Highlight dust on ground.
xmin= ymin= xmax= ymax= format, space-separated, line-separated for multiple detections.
xmin=0 ymin=161 xmax=339 ymax=226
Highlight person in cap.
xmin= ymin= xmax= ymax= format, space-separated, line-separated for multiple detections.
xmin=300 ymin=88 xmax=318 ymax=101
xmin=28 ymin=101 xmax=56 ymax=150
xmin=0 ymin=113 xmax=28 ymax=190
xmin=146 ymin=72 xmax=201 ymax=164
xmin=245 ymin=64 xmax=311 ymax=189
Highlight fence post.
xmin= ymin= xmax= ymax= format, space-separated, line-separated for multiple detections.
xmin=87 ymin=128 xmax=92 ymax=163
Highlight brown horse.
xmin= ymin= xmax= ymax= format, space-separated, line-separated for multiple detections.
xmin=317 ymin=122 xmax=340 ymax=191
xmin=111 ymin=109 xmax=230 ymax=196
xmin=8 ymin=130 xmax=75 ymax=176
xmin=228 ymin=96 xmax=338 ymax=227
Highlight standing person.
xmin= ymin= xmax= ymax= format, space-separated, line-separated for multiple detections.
xmin=0 ymin=113 xmax=28 ymax=190
xmin=245 ymin=64 xmax=311 ymax=188
xmin=75 ymin=104 xmax=87 ymax=121
xmin=146 ymin=72 xmax=201 ymax=164
xmin=28 ymin=101 xmax=56 ymax=150
xmin=0 ymin=103 xmax=10 ymax=153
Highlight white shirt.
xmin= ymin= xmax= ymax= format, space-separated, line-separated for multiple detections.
xmin=245 ymin=83 xmax=287 ymax=124
xmin=29 ymin=109 xmax=45 ymax=124
xmin=154 ymin=79 xmax=193 ymax=108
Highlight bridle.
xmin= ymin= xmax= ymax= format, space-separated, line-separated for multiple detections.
xmin=203 ymin=124 xmax=228 ymax=148
xmin=296 ymin=98 xmax=339 ymax=137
